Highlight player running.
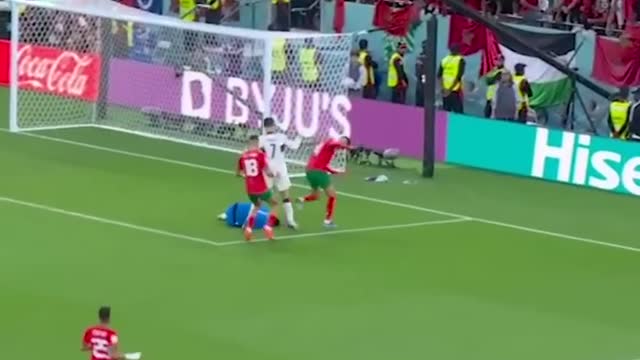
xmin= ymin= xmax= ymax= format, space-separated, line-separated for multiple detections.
xmin=237 ymin=135 xmax=279 ymax=241
xmin=297 ymin=136 xmax=352 ymax=227
xmin=82 ymin=306 xmax=141 ymax=360
xmin=259 ymin=117 xmax=302 ymax=229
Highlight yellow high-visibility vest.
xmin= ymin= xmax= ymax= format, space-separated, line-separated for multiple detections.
xmin=485 ymin=67 xmax=501 ymax=100
xmin=610 ymin=100 xmax=631 ymax=138
xmin=111 ymin=21 xmax=133 ymax=48
xmin=365 ymin=66 xmax=375 ymax=86
xmin=272 ymin=0 xmax=290 ymax=4
xmin=299 ymin=48 xmax=318 ymax=83
xmin=180 ymin=0 xmax=197 ymax=21
xmin=358 ymin=50 xmax=368 ymax=65
xmin=441 ymin=54 xmax=462 ymax=91
xmin=513 ymin=75 xmax=529 ymax=109
xmin=387 ymin=52 xmax=402 ymax=87
xmin=272 ymin=38 xmax=286 ymax=72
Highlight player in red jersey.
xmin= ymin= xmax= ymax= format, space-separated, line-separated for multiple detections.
xmin=82 ymin=306 xmax=140 ymax=360
xmin=297 ymin=136 xmax=352 ymax=227
xmin=237 ymin=135 xmax=279 ymax=241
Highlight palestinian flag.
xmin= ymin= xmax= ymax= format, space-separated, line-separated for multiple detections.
xmin=482 ymin=27 xmax=576 ymax=108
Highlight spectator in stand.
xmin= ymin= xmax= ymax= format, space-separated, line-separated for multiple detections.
xmin=203 ymin=0 xmax=223 ymax=24
xmin=608 ymin=87 xmax=631 ymax=139
xmin=387 ymin=42 xmax=409 ymax=104
xmin=438 ymin=44 xmax=465 ymax=113
xmin=581 ymin=0 xmax=610 ymax=28
xmin=484 ymin=54 xmax=505 ymax=118
xmin=629 ymin=88 xmax=640 ymax=141
xmin=519 ymin=0 xmax=544 ymax=21
xmin=484 ymin=0 xmax=515 ymax=15
xmin=272 ymin=0 xmax=290 ymax=31
xmin=492 ymin=71 xmax=518 ymax=121
xmin=513 ymin=63 xmax=533 ymax=123
xmin=553 ymin=0 xmax=582 ymax=24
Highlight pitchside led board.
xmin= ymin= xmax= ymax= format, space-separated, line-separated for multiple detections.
xmin=445 ymin=114 xmax=640 ymax=197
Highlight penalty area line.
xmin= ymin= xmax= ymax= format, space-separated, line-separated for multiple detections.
xmin=0 ymin=196 xmax=470 ymax=249
xmin=217 ymin=218 xmax=471 ymax=247
xmin=0 ymin=196 xmax=221 ymax=247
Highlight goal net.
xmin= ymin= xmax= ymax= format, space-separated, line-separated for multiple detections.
xmin=8 ymin=0 xmax=354 ymax=175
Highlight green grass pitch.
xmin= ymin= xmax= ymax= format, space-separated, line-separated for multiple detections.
xmin=1 ymin=88 xmax=640 ymax=360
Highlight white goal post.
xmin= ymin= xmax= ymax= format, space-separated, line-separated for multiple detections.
xmin=8 ymin=0 xmax=354 ymax=175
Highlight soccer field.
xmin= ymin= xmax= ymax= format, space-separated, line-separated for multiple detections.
xmin=1 ymin=88 xmax=639 ymax=360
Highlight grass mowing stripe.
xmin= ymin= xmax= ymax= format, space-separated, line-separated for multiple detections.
xmin=6 ymin=129 xmax=640 ymax=255
xmin=217 ymin=218 xmax=472 ymax=247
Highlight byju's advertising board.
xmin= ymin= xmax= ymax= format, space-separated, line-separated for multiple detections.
xmin=107 ymin=59 xmax=448 ymax=161
xmin=0 ymin=44 xmax=446 ymax=161
xmin=445 ymin=114 xmax=640 ymax=196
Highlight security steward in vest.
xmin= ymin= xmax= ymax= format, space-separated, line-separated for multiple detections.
xmin=608 ymin=88 xmax=632 ymax=140
xmin=362 ymin=54 xmax=376 ymax=99
xmin=437 ymin=44 xmax=465 ymax=113
xmin=111 ymin=21 xmax=133 ymax=58
xmin=299 ymin=38 xmax=319 ymax=87
xmin=628 ymin=88 xmax=640 ymax=142
xmin=272 ymin=0 xmax=291 ymax=31
xmin=388 ymin=42 xmax=409 ymax=104
xmin=513 ymin=63 xmax=533 ymax=123
xmin=358 ymin=39 xmax=370 ymax=65
xmin=484 ymin=54 xmax=505 ymax=118
xmin=180 ymin=0 xmax=200 ymax=53
xmin=271 ymin=32 xmax=287 ymax=83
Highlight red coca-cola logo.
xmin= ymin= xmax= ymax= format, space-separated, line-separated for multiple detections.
xmin=0 ymin=40 xmax=101 ymax=101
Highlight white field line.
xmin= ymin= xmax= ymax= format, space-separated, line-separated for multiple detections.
xmin=0 ymin=196 xmax=220 ymax=247
xmin=5 ymin=130 xmax=640 ymax=254
xmin=0 ymin=196 xmax=467 ymax=248
xmin=217 ymin=218 xmax=471 ymax=247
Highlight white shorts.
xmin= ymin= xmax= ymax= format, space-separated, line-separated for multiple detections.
xmin=267 ymin=163 xmax=291 ymax=192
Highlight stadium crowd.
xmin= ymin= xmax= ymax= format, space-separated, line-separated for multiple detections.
xmin=1 ymin=0 xmax=639 ymax=140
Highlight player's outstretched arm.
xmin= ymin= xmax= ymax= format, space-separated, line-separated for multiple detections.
xmin=285 ymin=136 xmax=303 ymax=150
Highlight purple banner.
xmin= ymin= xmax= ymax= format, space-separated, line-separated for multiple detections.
xmin=107 ymin=58 xmax=448 ymax=161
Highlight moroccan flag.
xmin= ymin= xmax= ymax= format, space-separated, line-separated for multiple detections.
xmin=448 ymin=14 xmax=487 ymax=56
xmin=592 ymin=25 xmax=640 ymax=87
xmin=482 ymin=27 xmax=576 ymax=108
xmin=372 ymin=0 xmax=418 ymax=36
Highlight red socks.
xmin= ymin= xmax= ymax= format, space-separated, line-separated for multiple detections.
xmin=326 ymin=196 xmax=336 ymax=221
xmin=303 ymin=194 xmax=319 ymax=202
xmin=246 ymin=215 xmax=256 ymax=229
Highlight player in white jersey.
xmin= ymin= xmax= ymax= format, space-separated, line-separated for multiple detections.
xmin=259 ymin=117 xmax=302 ymax=229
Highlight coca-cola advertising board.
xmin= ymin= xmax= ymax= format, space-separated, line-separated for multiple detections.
xmin=0 ymin=40 xmax=101 ymax=102
xmin=106 ymin=59 xmax=448 ymax=160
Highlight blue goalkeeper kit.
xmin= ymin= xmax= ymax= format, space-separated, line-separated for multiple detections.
xmin=225 ymin=202 xmax=277 ymax=229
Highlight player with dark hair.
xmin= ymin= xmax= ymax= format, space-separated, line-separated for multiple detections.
xmin=82 ymin=306 xmax=141 ymax=360
xmin=259 ymin=117 xmax=302 ymax=229
xmin=237 ymin=135 xmax=279 ymax=241
xmin=297 ymin=136 xmax=352 ymax=227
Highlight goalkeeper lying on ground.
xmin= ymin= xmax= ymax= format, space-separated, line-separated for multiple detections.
xmin=218 ymin=202 xmax=280 ymax=229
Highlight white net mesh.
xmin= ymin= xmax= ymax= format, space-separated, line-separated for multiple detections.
xmin=10 ymin=0 xmax=354 ymax=174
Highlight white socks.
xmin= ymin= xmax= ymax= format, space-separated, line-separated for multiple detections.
xmin=283 ymin=201 xmax=295 ymax=225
